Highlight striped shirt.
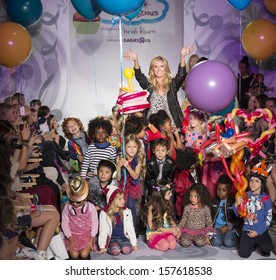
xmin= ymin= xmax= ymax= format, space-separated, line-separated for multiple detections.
xmin=80 ymin=143 xmax=117 ymax=178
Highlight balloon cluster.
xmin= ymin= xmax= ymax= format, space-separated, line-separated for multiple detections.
xmin=201 ymin=107 xmax=276 ymax=217
xmin=116 ymin=68 xmax=150 ymax=114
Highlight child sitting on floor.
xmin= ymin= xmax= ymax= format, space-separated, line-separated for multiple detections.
xmin=233 ymin=160 xmax=273 ymax=258
xmin=146 ymin=179 xmax=180 ymax=251
xmin=98 ymin=186 xmax=139 ymax=255
xmin=211 ymin=174 xmax=242 ymax=248
xmin=178 ymin=183 xmax=214 ymax=247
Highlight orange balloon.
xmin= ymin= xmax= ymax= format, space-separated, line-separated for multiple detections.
xmin=0 ymin=22 xmax=32 ymax=67
xmin=242 ymin=19 xmax=276 ymax=60
xmin=264 ymin=0 xmax=276 ymax=15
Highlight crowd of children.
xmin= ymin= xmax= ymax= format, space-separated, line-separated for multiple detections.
xmin=0 ymin=49 xmax=276 ymax=260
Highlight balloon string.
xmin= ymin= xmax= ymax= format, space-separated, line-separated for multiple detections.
xmin=92 ymin=54 xmax=99 ymax=116
xmin=238 ymin=11 xmax=242 ymax=107
xmin=118 ymin=16 xmax=127 ymax=188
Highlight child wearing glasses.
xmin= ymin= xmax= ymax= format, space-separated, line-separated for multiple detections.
xmin=61 ymin=177 xmax=99 ymax=259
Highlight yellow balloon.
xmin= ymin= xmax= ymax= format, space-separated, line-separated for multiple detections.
xmin=0 ymin=22 xmax=32 ymax=67
xmin=242 ymin=19 xmax=276 ymax=60
xmin=123 ymin=68 xmax=134 ymax=79
xmin=264 ymin=0 xmax=276 ymax=15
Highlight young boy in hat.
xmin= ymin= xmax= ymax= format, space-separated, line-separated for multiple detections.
xmin=233 ymin=160 xmax=273 ymax=258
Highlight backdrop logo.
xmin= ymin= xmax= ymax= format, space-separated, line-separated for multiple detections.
xmin=100 ymin=0 xmax=169 ymax=26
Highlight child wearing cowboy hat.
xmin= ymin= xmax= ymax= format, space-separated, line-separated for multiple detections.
xmin=98 ymin=185 xmax=139 ymax=255
xmin=233 ymin=160 xmax=273 ymax=258
xmin=61 ymin=177 xmax=98 ymax=259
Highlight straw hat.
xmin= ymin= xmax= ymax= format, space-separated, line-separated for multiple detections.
xmin=66 ymin=177 xmax=89 ymax=202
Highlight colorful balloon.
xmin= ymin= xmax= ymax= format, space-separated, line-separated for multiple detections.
xmin=0 ymin=22 xmax=32 ymax=68
xmin=227 ymin=0 xmax=252 ymax=11
xmin=95 ymin=0 xmax=145 ymax=16
xmin=185 ymin=60 xmax=237 ymax=113
xmin=264 ymin=0 xmax=276 ymax=15
xmin=71 ymin=0 xmax=101 ymax=20
xmin=242 ymin=19 xmax=276 ymax=61
xmin=6 ymin=0 xmax=43 ymax=27
xmin=125 ymin=3 xmax=143 ymax=21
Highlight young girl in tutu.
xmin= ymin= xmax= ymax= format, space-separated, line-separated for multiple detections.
xmin=61 ymin=177 xmax=98 ymax=259
xmin=98 ymin=186 xmax=139 ymax=255
xmin=146 ymin=179 xmax=180 ymax=251
xmin=178 ymin=183 xmax=214 ymax=247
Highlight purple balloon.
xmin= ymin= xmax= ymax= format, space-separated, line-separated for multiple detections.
xmin=185 ymin=60 xmax=237 ymax=113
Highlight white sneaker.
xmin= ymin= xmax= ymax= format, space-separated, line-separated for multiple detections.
xmin=37 ymin=250 xmax=48 ymax=260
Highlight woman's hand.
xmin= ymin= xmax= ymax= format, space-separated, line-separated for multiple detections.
xmin=181 ymin=46 xmax=196 ymax=57
xmin=123 ymin=49 xmax=138 ymax=61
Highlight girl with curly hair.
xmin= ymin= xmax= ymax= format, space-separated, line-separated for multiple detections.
xmin=146 ymin=179 xmax=180 ymax=251
xmin=178 ymin=183 xmax=214 ymax=248
xmin=62 ymin=117 xmax=91 ymax=173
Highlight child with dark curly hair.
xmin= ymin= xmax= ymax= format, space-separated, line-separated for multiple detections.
xmin=80 ymin=117 xmax=117 ymax=179
xmin=178 ymin=183 xmax=214 ymax=247
xmin=146 ymin=179 xmax=180 ymax=251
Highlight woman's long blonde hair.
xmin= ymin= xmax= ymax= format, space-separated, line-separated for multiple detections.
xmin=148 ymin=56 xmax=172 ymax=93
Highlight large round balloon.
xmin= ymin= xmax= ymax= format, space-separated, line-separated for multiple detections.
xmin=71 ymin=0 xmax=101 ymax=20
xmin=264 ymin=0 xmax=276 ymax=15
xmin=242 ymin=19 xmax=276 ymax=61
xmin=0 ymin=22 xmax=32 ymax=68
xmin=227 ymin=0 xmax=252 ymax=11
xmin=185 ymin=60 xmax=237 ymax=113
xmin=6 ymin=0 xmax=43 ymax=27
xmin=125 ymin=3 xmax=143 ymax=21
xmin=95 ymin=0 xmax=145 ymax=16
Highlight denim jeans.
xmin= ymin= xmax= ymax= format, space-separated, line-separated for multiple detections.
xmin=211 ymin=228 xmax=238 ymax=248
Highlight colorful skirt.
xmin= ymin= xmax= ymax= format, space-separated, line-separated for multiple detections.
xmin=146 ymin=231 xmax=175 ymax=249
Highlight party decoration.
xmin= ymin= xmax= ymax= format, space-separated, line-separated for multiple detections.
xmin=123 ymin=68 xmax=135 ymax=92
xmin=0 ymin=22 xmax=32 ymax=68
xmin=6 ymin=0 xmax=43 ymax=27
xmin=227 ymin=0 xmax=252 ymax=11
xmin=95 ymin=0 xmax=145 ymax=16
xmin=71 ymin=0 xmax=101 ymax=20
xmin=185 ymin=60 xmax=237 ymax=113
xmin=264 ymin=0 xmax=276 ymax=15
xmin=116 ymin=68 xmax=150 ymax=114
xmin=125 ymin=4 xmax=143 ymax=21
xmin=201 ymin=107 xmax=276 ymax=217
xmin=242 ymin=19 xmax=276 ymax=61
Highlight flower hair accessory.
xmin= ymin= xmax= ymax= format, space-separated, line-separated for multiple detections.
xmin=152 ymin=183 xmax=171 ymax=192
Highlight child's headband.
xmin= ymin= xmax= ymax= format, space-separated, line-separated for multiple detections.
xmin=152 ymin=183 xmax=172 ymax=192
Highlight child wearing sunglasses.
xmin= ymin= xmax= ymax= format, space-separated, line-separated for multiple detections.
xmin=61 ymin=177 xmax=99 ymax=259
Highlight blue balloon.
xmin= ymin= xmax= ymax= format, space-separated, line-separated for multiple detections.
xmin=95 ymin=0 xmax=145 ymax=16
xmin=6 ymin=0 xmax=43 ymax=27
xmin=227 ymin=0 xmax=252 ymax=11
xmin=125 ymin=3 xmax=143 ymax=21
xmin=226 ymin=128 xmax=235 ymax=138
xmin=71 ymin=0 xmax=101 ymax=20
xmin=210 ymin=99 xmax=235 ymax=117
